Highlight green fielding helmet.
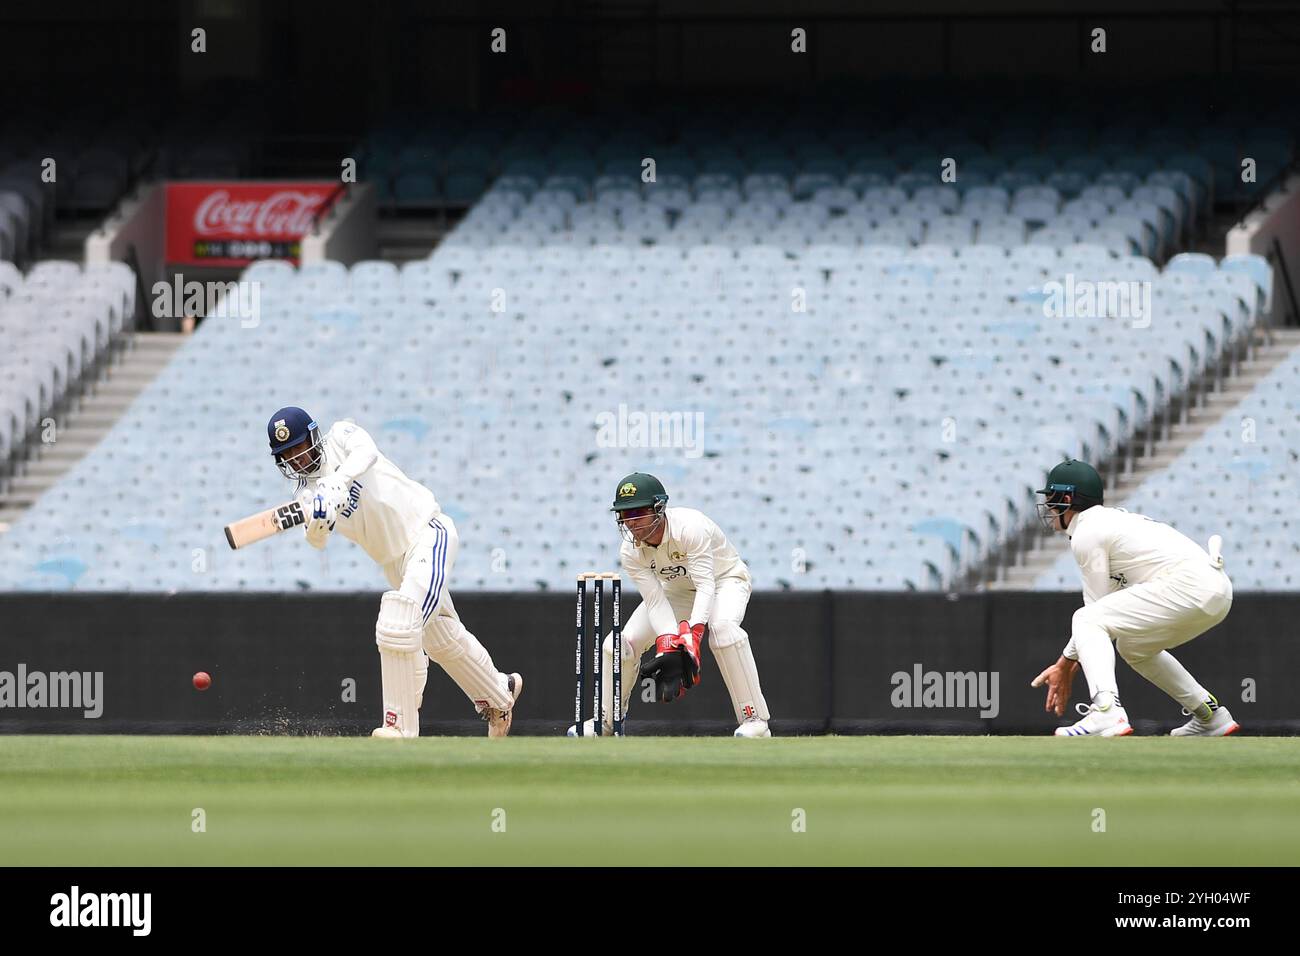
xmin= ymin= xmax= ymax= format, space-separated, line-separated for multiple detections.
xmin=610 ymin=472 xmax=669 ymax=512
xmin=1036 ymin=459 xmax=1104 ymax=506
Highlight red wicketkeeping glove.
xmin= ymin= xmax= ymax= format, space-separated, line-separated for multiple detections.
xmin=677 ymin=621 xmax=705 ymax=687
xmin=638 ymin=628 xmax=703 ymax=703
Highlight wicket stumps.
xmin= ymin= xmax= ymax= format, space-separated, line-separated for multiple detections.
xmin=574 ymin=572 xmax=623 ymax=736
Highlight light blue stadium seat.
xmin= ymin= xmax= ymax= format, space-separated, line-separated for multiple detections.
xmin=1219 ymin=254 xmax=1272 ymax=314
xmin=1165 ymin=252 xmax=1217 ymax=278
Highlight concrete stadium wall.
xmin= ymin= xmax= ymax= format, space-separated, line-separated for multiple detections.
xmin=0 ymin=593 xmax=1292 ymax=735
xmin=300 ymin=183 xmax=378 ymax=266
xmin=1227 ymin=171 xmax=1300 ymax=326
xmin=86 ymin=182 xmax=166 ymax=323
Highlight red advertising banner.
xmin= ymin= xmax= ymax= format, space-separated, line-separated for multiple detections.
xmin=165 ymin=182 xmax=337 ymax=266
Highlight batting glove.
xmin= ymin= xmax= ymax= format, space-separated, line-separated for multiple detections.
xmin=315 ymin=476 xmax=349 ymax=512
xmin=304 ymin=492 xmax=335 ymax=547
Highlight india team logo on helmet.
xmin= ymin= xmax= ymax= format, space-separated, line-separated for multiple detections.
xmin=268 ymin=406 xmax=323 ymax=479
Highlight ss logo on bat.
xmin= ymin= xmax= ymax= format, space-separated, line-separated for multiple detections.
xmin=276 ymin=501 xmax=306 ymax=530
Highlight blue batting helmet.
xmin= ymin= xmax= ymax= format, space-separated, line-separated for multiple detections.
xmin=268 ymin=406 xmax=323 ymax=478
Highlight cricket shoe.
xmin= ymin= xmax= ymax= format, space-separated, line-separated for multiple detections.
xmin=1055 ymin=693 xmax=1133 ymax=737
xmin=483 ymin=673 xmax=523 ymax=738
xmin=1171 ymin=706 xmax=1240 ymax=737
xmin=734 ymin=718 xmax=771 ymax=737
xmin=565 ymin=718 xmax=611 ymax=737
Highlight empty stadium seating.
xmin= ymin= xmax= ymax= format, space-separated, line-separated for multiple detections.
xmin=2 ymin=78 xmax=1291 ymax=592
xmin=0 ymin=260 xmax=136 ymax=467
xmin=0 ymin=174 xmax=1271 ymax=591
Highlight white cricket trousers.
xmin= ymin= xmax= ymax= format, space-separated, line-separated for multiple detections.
xmin=381 ymin=514 xmax=512 ymax=713
xmin=1072 ymin=560 xmax=1233 ymax=711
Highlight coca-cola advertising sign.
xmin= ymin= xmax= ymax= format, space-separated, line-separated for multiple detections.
xmin=165 ymin=182 xmax=337 ymax=266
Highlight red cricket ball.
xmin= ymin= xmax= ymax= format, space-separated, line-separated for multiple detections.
xmin=193 ymin=671 xmax=212 ymax=691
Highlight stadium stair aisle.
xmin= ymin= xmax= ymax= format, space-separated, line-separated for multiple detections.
xmin=0 ymin=332 xmax=188 ymax=534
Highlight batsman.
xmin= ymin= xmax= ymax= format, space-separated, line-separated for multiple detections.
xmin=267 ymin=406 xmax=522 ymax=738
xmin=568 ymin=472 xmax=772 ymax=737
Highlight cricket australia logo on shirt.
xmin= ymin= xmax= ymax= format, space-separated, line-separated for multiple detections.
xmin=650 ymin=549 xmax=686 ymax=580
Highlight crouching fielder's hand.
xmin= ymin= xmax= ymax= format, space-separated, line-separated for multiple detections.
xmin=1031 ymin=656 xmax=1079 ymax=717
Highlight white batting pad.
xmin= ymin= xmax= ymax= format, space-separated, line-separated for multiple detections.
xmin=375 ymin=590 xmax=424 ymax=736
xmin=423 ymin=615 xmax=512 ymax=711
xmin=375 ymin=590 xmax=422 ymax=652
xmin=377 ymin=647 xmax=423 ymax=737
xmin=415 ymin=651 xmax=428 ymax=710
xmin=709 ymin=623 xmax=770 ymax=723
xmin=600 ymin=631 xmax=638 ymax=733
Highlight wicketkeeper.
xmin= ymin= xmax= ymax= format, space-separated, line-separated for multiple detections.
xmin=568 ymin=472 xmax=771 ymax=737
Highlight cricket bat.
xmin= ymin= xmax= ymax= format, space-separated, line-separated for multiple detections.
xmin=224 ymin=499 xmax=308 ymax=549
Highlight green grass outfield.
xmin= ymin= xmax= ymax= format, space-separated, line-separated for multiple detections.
xmin=2 ymin=736 xmax=1298 ymax=865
